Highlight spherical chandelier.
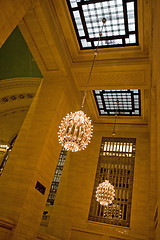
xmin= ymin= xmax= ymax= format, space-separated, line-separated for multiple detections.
xmin=95 ymin=180 xmax=115 ymax=206
xmin=58 ymin=110 xmax=93 ymax=152
xmin=58 ymin=18 xmax=106 ymax=152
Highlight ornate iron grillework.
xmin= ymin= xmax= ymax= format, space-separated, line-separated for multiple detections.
xmin=88 ymin=137 xmax=136 ymax=227
xmin=66 ymin=0 xmax=138 ymax=49
xmin=93 ymin=89 xmax=141 ymax=116
xmin=47 ymin=148 xmax=67 ymax=205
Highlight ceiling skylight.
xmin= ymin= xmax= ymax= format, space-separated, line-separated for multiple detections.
xmin=93 ymin=89 xmax=141 ymax=116
xmin=66 ymin=0 xmax=138 ymax=49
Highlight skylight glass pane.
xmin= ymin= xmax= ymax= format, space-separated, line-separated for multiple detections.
xmin=127 ymin=2 xmax=135 ymax=32
xmin=81 ymin=39 xmax=92 ymax=47
xmin=73 ymin=11 xmax=84 ymax=37
xmin=93 ymin=89 xmax=141 ymax=116
xmin=66 ymin=0 xmax=138 ymax=49
xmin=70 ymin=1 xmax=78 ymax=8
xmin=125 ymin=34 xmax=136 ymax=44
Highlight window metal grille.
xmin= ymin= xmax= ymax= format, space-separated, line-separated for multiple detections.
xmin=154 ymin=206 xmax=158 ymax=230
xmin=88 ymin=137 xmax=136 ymax=227
xmin=93 ymin=89 xmax=141 ymax=116
xmin=47 ymin=148 xmax=67 ymax=205
xmin=0 ymin=136 xmax=17 ymax=176
xmin=66 ymin=0 xmax=138 ymax=49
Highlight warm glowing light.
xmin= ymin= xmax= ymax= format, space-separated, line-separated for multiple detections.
xmin=95 ymin=180 xmax=115 ymax=206
xmin=0 ymin=144 xmax=9 ymax=152
xmin=58 ymin=19 xmax=106 ymax=152
xmin=104 ymin=204 xmax=122 ymax=219
xmin=58 ymin=110 xmax=93 ymax=152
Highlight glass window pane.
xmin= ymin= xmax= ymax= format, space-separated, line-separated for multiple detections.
xmin=93 ymin=89 xmax=141 ymax=116
xmin=66 ymin=0 xmax=138 ymax=49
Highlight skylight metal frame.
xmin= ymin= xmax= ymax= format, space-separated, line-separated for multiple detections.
xmin=93 ymin=89 xmax=141 ymax=116
xmin=66 ymin=0 xmax=139 ymax=49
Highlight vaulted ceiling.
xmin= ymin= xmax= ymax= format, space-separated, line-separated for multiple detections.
xmin=19 ymin=0 xmax=151 ymax=126
xmin=0 ymin=0 xmax=151 ymax=143
xmin=0 ymin=27 xmax=42 ymax=144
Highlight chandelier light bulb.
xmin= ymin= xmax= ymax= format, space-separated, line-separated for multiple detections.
xmin=58 ymin=19 xmax=106 ymax=152
xmin=58 ymin=110 xmax=93 ymax=152
xmin=95 ymin=180 xmax=115 ymax=206
xmin=104 ymin=204 xmax=122 ymax=219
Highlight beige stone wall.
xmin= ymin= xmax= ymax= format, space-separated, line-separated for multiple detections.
xmin=36 ymin=232 xmax=60 ymax=240
xmin=0 ymin=75 xmax=81 ymax=240
xmin=0 ymin=0 xmax=34 ymax=47
xmin=47 ymin=126 xmax=150 ymax=240
xmin=0 ymin=151 xmax=7 ymax=167
xmin=151 ymin=0 xmax=160 ymax=239
xmin=0 ymin=217 xmax=15 ymax=240
xmin=0 ymin=0 xmax=157 ymax=240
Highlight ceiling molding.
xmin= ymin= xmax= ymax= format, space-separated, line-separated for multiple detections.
xmin=0 ymin=77 xmax=41 ymax=115
xmin=85 ymin=89 xmax=149 ymax=125
xmin=72 ymin=63 xmax=150 ymax=91
xmin=0 ymin=77 xmax=41 ymax=91
xmin=0 ymin=107 xmax=29 ymax=117
xmin=52 ymin=0 xmax=151 ymax=63
xmin=17 ymin=1 xmax=150 ymax=128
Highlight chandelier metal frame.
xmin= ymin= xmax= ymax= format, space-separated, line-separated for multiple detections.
xmin=95 ymin=180 xmax=115 ymax=206
xmin=58 ymin=18 xmax=106 ymax=152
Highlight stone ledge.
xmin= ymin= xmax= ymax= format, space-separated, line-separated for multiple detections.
xmin=37 ymin=232 xmax=60 ymax=240
xmin=0 ymin=217 xmax=15 ymax=230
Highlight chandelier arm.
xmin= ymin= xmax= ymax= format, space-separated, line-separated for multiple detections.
xmin=80 ymin=19 xmax=106 ymax=110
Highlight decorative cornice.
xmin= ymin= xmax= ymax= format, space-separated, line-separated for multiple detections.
xmin=0 ymin=78 xmax=41 ymax=115
xmin=37 ymin=232 xmax=60 ymax=240
xmin=0 ymin=107 xmax=29 ymax=117
xmin=0 ymin=92 xmax=35 ymax=104
xmin=0 ymin=77 xmax=42 ymax=91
